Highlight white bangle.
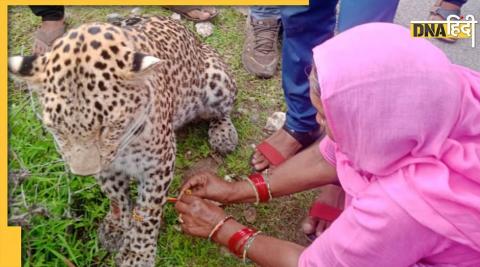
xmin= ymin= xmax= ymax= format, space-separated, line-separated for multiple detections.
xmin=208 ymin=215 xmax=233 ymax=242
xmin=243 ymin=176 xmax=259 ymax=205
xmin=242 ymin=231 xmax=262 ymax=264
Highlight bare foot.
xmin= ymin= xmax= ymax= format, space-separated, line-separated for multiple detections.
xmin=33 ymin=19 xmax=65 ymax=55
xmin=168 ymin=6 xmax=218 ymax=22
xmin=186 ymin=7 xmax=217 ymax=21
xmin=252 ymin=128 xmax=302 ymax=171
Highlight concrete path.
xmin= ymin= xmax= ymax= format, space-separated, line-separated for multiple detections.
xmin=395 ymin=0 xmax=479 ymax=70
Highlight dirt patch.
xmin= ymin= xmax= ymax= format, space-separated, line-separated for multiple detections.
xmin=182 ymin=157 xmax=221 ymax=181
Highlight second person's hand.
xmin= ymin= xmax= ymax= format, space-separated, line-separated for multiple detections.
xmin=180 ymin=171 xmax=237 ymax=203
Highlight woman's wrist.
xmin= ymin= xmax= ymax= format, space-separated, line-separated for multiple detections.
xmin=212 ymin=219 xmax=245 ymax=246
xmin=225 ymin=181 xmax=257 ymax=203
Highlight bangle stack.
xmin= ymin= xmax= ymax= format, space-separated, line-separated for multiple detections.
xmin=227 ymin=227 xmax=262 ymax=263
xmin=207 ymin=216 xmax=262 ymax=264
xmin=242 ymin=231 xmax=262 ymax=264
xmin=247 ymin=172 xmax=272 ymax=204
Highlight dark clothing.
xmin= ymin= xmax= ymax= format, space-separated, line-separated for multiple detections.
xmin=30 ymin=6 xmax=64 ymax=21
xmin=445 ymin=0 xmax=468 ymax=7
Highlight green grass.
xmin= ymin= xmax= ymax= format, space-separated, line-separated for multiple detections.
xmin=8 ymin=6 xmax=315 ymax=266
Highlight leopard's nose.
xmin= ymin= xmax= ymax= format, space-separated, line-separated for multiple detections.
xmin=67 ymin=144 xmax=102 ymax=176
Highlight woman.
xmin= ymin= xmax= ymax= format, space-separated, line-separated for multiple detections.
xmin=175 ymin=23 xmax=480 ymax=266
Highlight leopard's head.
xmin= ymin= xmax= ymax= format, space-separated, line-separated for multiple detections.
xmin=9 ymin=23 xmax=161 ymax=176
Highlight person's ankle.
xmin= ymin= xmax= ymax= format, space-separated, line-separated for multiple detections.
xmin=41 ymin=19 xmax=65 ymax=30
xmin=187 ymin=10 xmax=210 ymax=20
xmin=439 ymin=1 xmax=461 ymax=10
xmin=276 ymin=128 xmax=303 ymax=150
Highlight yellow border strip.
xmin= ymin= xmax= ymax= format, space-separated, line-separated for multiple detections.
xmin=1 ymin=2 xmax=22 ymax=267
xmin=1 ymin=2 xmax=306 ymax=267
xmin=4 ymin=1 xmax=307 ymax=5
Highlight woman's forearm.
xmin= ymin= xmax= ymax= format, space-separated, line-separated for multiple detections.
xmin=226 ymin=142 xmax=337 ymax=203
xmin=213 ymin=220 xmax=304 ymax=267
xmin=269 ymin=143 xmax=337 ymax=197
xmin=245 ymin=235 xmax=304 ymax=267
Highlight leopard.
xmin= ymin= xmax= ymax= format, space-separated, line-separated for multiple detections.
xmin=8 ymin=16 xmax=238 ymax=267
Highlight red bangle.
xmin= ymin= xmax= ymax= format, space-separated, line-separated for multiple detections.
xmin=228 ymin=228 xmax=254 ymax=256
xmin=237 ymin=230 xmax=255 ymax=256
xmin=249 ymin=173 xmax=270 ymax=202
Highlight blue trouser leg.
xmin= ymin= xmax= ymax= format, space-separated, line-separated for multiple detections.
xmin=445 ymin=0 xmax=467 ymax=7
xmin=280 ymin=0 xmax=338 ymax=132
xmin=281 ymin=0 xmax=400 ymax=132
xmin=250 ymin=6 xmax=281 ymax=20
xmin=338 ymin=0 xmax=400 ymax=32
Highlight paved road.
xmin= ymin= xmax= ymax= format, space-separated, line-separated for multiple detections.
xmin=395 ymin=0 xmax=479 ymax=70
xmin=235 ymin=1 xmax=479 ymax=69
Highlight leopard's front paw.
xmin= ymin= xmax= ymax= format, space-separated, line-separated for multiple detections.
xmin=208 ymin=117 xmax=238 ymax=154
xmin=98 ymin=215 xmax=127 ymax=253
xmin=115 ymin=245 xmax=155 ymax=267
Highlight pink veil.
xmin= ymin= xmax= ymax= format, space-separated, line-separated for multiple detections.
xmin=313 ymin=23 xmax=480 ymax=251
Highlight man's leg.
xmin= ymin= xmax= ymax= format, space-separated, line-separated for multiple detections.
xmin=337 ymin=0 xmax=400 ymax=33
xmin=444 ymin=0 xmax=467 ymax=7
xmin=30 ymin=6 xmax=66 ymax=55
xmin=250 ymin=6 xmax=281 ymax=20
xmin=251 ymin=0 xmax=338 ymax=171
xmin=30 ymin=6 xmax=64 ymax=21
xmin=301 ymin=0 xmax=401 ymax=240
xmin=242 ymin=6 xmax=281 ymax=78
xmin=281 ymin=0 xmax=338 ymax=132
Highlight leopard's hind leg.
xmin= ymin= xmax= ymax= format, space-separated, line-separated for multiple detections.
xmin=201 ymin=53 xmax=238 ymax=154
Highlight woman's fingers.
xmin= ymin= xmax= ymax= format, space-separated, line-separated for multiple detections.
xmin=175 ymin=195 xmax=201 ymax=214
xmin=315 ymin=220 xmax=327 ymax=237
xmin=175 ymin=200 xmax=191 ymax=214
xmin=179 ymin=194 xmax=199 ymax=204
xmin=301 ymin=216 xmax=319 ymax=235
xmin=179 ymin=171 xmax=220 ymax=198
xmin=180 ymin=176 xmax=205 ymax=193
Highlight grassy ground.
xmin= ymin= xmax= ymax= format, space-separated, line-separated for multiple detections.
xmin=8 ymin=6 xmax=316 ymax=267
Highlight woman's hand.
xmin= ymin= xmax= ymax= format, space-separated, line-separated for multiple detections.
xmin=180 ymin=171 xmax=237 ymax=203
xmin=175 ymin=195 xmax=227 ymax=238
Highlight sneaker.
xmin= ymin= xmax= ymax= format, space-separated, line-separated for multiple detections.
xmin=242 ymin=16 xmax=280 ymax=78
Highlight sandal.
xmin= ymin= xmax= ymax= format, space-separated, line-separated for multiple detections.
xmin=33 ymin=23 xmax=66 ymax=55
xmin=303 ymin=185 xmax=344 ymax=241
xmin=165 ymin=6 xmax=218 ymax=22
xmin=429 ymin=0 xmax=461 ymax=43
xmin=305 ymin=202 xmax=343 ymax=241
xmin=254 ymin=124 xmax=323 ymax=171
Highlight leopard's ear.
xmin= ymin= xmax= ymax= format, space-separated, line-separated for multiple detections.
xmin=125 ymin=52 xmax=162 ymax=79
xmin=8 ymin=54 xmax=47 ymax=85
xmin=131 ymin=52 xmax=161 ymax=72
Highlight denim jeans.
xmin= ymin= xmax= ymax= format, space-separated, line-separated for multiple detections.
xmin=281 ymin=0 xmax=400 ymax=132
xmin=250 ymin=6 xmax=281 ymax=20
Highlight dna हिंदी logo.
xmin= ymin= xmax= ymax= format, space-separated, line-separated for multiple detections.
xmin=410 ymin=14 xmax=477 ymax=48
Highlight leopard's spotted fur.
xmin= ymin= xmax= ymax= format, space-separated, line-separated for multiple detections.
xmin=9 ymin=16 xmax=238 ymax=266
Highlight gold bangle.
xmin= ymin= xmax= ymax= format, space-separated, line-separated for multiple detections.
xmin=242 ymin=231 xmax=262 ymax=264
xmin=243 ymin=176 xmax=259 ymax=205
xmin=264 ymin=169 xmax=273 ymax=201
